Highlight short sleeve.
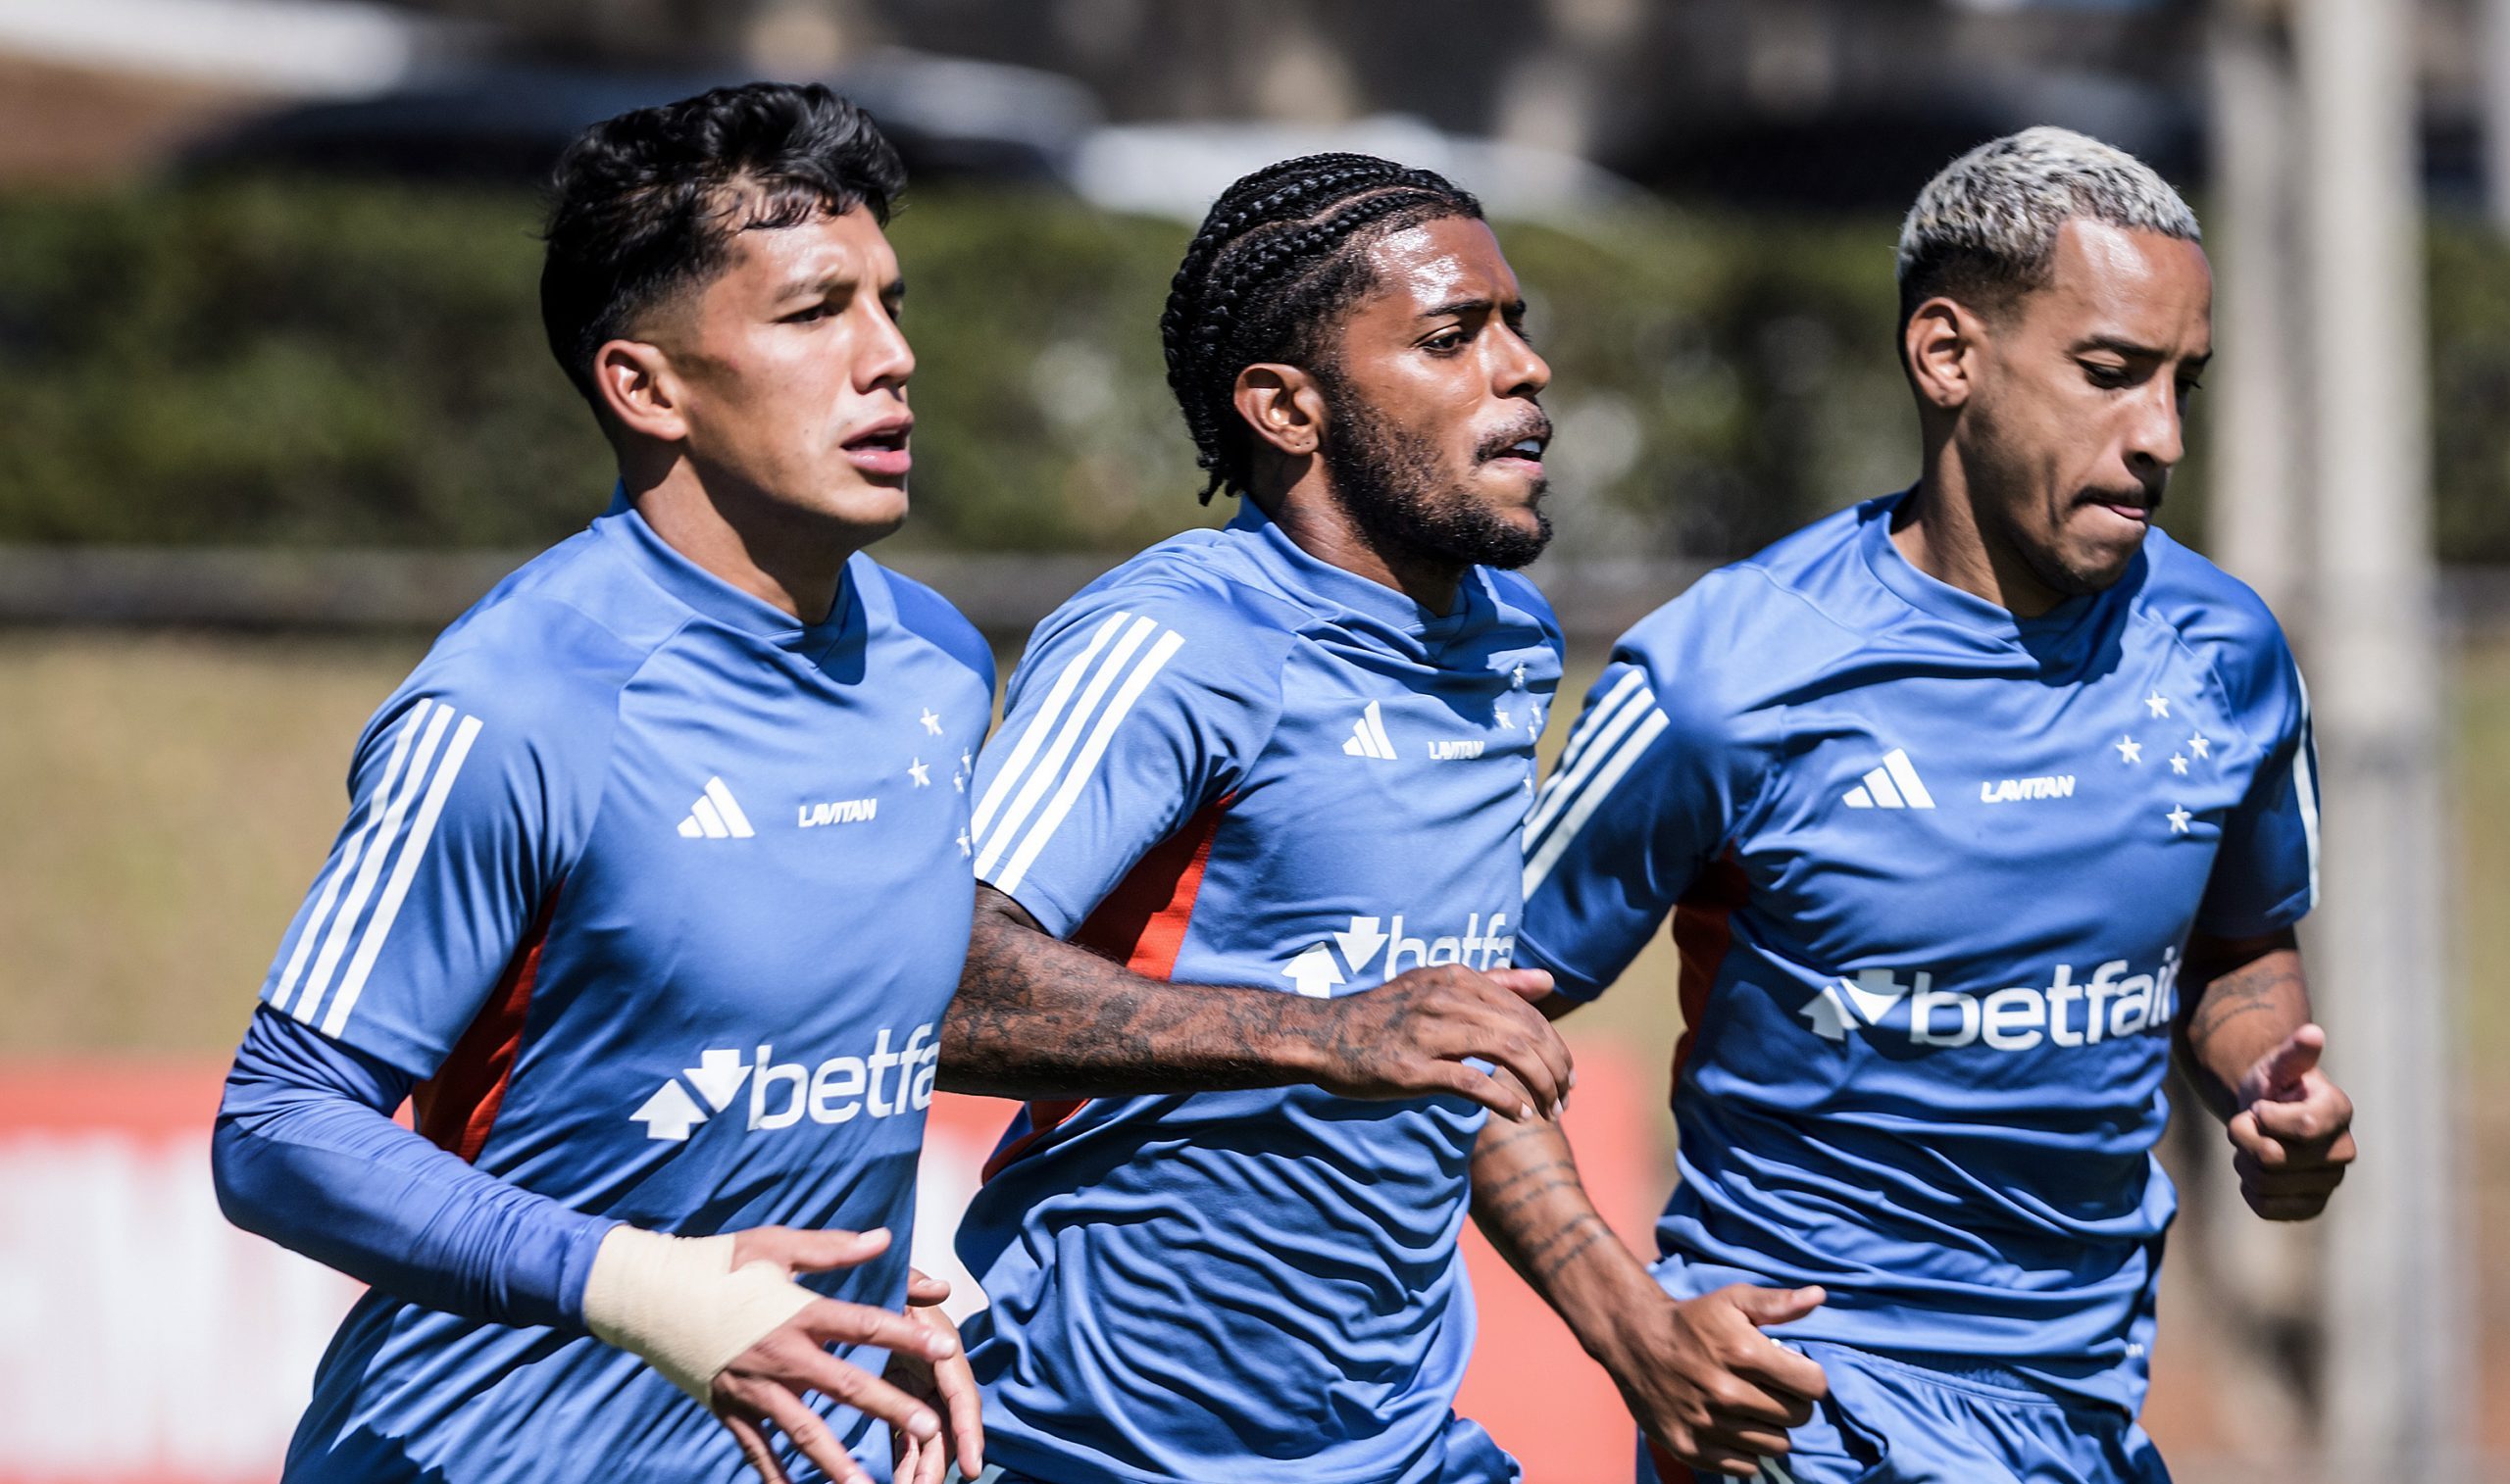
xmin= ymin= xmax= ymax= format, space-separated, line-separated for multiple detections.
xmin=969 ymin=585 xmax=1284 ymax=936
xmin=259 ymin=685 xmax=578 ymax=1077
xmin=2195 ymin=643 xmax=2321 ymax=938
xmin=1517 ymin=647 xmax=1749 ymax=1001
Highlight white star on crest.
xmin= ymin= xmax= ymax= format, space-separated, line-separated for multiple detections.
xmin=2115 ymin=734 xmax=2143 ymax=765
xmin=2186 ymin=731 xmax=2211 ymax=760
xmin=956 ymin=828 xmax=972 ymax=858
xmin=960 ymin=749 xmax=974 ymax=772
xmin=907 ymin=758 xmax=931 ymax=787
xmin=2169 ymin=753 xmax=2189 ymax=775
xmin=2166 ymin=804 xmax=2192 ymax=834
xmin=920 ymin=708 xmax=943 ymax=735
xmin=2144 ymin=691 xmax=2171 ymax=718
xmin=1513 ymin=666 xmax=1527 ymax=688
xmin=953 ymin=771 xmax=966 ymax=793
xmin=1495 ymin=702 xmax=1515 ymax=728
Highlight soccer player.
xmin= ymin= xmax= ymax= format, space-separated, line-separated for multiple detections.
xmin=1474 ymin=128 xmax=2358 ymax=1483
xmin=930 ymin=155 xmax=1573 ymax=1484
xmin=212 ymin=84 xmax=988 ymax=1484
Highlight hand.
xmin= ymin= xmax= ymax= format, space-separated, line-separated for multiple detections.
xmin=886 ymin=1268 xmax=983 ymax=1484
xmin=1303 ymin=965 xmax=1573 ymax=1120
xmin=1595 ymin=1283 xmax=1828 ymax=1479
xmin=2229 ymin=1023 xmax=2357 ymax=1220
xmin=709 ymin=1227 xmax=960 ymax=1484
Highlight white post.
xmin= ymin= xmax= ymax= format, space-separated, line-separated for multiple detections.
xmin=2292 ymin=0 xmax=2470 ymax=1479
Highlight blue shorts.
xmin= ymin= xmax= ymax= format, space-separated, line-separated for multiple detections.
xmin=1632 ymin=1343 xmax=2172 ymax=1484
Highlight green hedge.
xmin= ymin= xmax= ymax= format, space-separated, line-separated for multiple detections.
xmin=2 ymin=177 xmax=2506 ymax=562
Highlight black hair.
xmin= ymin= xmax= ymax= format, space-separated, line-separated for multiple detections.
xmin=1160 ymin=153 xmax=1482 ymax=502
xmin=539 ymin=81 xmax=905 ymax=407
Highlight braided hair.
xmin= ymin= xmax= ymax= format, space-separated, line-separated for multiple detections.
xmin=1161 ymin=154 xmax=1483 ymax=502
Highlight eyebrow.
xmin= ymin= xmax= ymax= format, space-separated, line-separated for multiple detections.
xmin=1422 ymin=294 xmax=1526 ymax=322
xmin=2075 ymin=333 xmax=2208 ymax=369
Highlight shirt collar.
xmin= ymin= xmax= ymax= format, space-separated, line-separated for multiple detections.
xmin=1225 ymin=500 xmax=1482 ymax=643
xmin=1857 ymin=487 xmax=2114 ymax=649
xmin=596 ymin=486 xmax=861 ymax=656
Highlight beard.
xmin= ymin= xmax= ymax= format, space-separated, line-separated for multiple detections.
xmin=1315 ymin=373 xmax=1552 ymax=571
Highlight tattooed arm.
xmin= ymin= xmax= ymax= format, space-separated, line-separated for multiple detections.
xmin=935 ymin=885 xmax=1573 ymax=1122
xmin=1468 ymin=1109 xmax=1828 ymax=1480
xmin=2174 ymin=927 xmax=2356 ymax=1219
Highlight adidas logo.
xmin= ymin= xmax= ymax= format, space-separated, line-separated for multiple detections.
xmin=677 ymin=776 xmax=756 ymax=838
xmin=1841 ymin=748 xmax=1935 ymax=810
xmin=1342 ymin=701 xmax=1398 ymax=761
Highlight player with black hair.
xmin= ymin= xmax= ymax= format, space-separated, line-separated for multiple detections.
xmin=928 ymin=153 xmax=1570 ymax=1484
xmin=214 ymin=82 xmax=986 ymax=1484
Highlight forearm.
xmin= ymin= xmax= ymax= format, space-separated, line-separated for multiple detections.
xmin=1469 ymin=1115 xmax=1659 ymax=1363
xmin=2175 ymin=928 xmax=2313 ymax=1120
xmin=213 ymin=1007 xmax=615 ymax=1330
xmin=936 ymin=886 xmax=1328 ymax=1099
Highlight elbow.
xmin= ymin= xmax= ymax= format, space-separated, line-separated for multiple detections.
xmin=210 ymin=1108 xmax=280 ymax=1242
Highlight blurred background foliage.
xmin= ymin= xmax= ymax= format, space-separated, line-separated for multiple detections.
xmin=9 ymin=177 xmax=2510 ymax=564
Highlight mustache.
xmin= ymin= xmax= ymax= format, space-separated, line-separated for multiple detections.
xmin=1475 ymin=410 xmax=1555 ymax=463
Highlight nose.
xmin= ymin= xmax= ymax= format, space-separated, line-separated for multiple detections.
xmin=2124 ymin=378 xmax=2184 ymax=475
xmin=860 ymin=301 xmax=915 ymax=393
xmin=1494 ymin=322 xmax=1549 ymax=401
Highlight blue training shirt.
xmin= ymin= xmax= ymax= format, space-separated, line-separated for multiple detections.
xmin=955 ymin=502 xmax=1562 ymax=1484
xmin=258 ymin=499 xmax=991 ymax=1482
xmin=1517 ymin=492 xmax=2318 ymax=1415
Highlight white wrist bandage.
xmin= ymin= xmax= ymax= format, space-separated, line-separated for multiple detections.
xmin=581 ymin=1227 xmax=819 ymax=1404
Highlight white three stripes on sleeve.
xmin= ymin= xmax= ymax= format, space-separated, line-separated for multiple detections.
xmin=1522 ymin=667 xmax=1671 ymax=898
xmin=268 ymin=698 xmax=485 ymax=1036
xmin=971 ymin=611 xmax=1186 ymax=896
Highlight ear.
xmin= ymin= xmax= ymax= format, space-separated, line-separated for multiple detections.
xmin=1231 ymin=364 xmax=1330 ymax=461
xmin=1904 ymin=297 xmax=1982 ymax=413
xmin=592 ymin=338 xmax=690 ymax=444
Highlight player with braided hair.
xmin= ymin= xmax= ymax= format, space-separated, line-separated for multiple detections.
xmin=927 ymin=154 xmax=1566 ymax=1483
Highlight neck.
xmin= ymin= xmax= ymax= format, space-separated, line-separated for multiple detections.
xmin=1893 ymin=439 xmax=2067 ymax=618
xmin=1250 ymin=460 xmax=1466 ymax=616
xmin=622 ymin=456 xmax=861 ymax=625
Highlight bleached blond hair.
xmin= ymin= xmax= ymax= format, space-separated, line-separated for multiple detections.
xmin=1895 ymin=125 xmax=2200 ymax=324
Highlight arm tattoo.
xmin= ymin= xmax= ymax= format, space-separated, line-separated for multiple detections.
xmin=2174 ymin=930 xmax=2311 ymax=1119
xmin=935 ymin=886 xmax=1313 ymax=1099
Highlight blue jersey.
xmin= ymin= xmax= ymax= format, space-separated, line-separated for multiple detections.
xmin=260 ymin=501 xmax=991 ymax=1482
xmin=954 ymin=503 xmax=1561 ymax=1484
xmin=1518 ymin=493 xmax=2318 ymax=1414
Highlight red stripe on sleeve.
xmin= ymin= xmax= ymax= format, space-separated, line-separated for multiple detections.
xmin=979 ymin=796 xmax=1232 ymax=1182
xmin=413 ymin=879 xmax=564 ymax=1162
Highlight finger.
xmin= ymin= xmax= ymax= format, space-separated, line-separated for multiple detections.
xmin=753 ymin=1385 xmax=874 ymax=1484
xmin=2248 ymin=1192 xmax=2335 ymax=1221
xmin=760 ymin=1337 xmax=944 ymax=1444
xmin=1698 ymin=1418 xmax=1794 ymax=1457
xmin=935 ymin=1351 xmax=985 ymax=1478
xmin=1462 ymin=1029 xmax=1567 ymax=1116
xmin=2249 ymin=1088 xmax=2350 ymax=1147
xmin=1483 ymin=966 xmax=1557 ymax=1002
xmin=1424 ymin=1060 xmax=1540 ymax=1120
xmin=778 ymin=1227 xmax=893 ymax=1277
xmin=1724 ymin=1283 xmax=1826 ymax=1329
xmin=2249 ymin=1023 xmax=2325 ymax=1097
xmin=914 ymin=1427 xmax=948 ymax=1484
xmin=1687 ymin=1442 xmax=1768 ymax=1479
xmin=905 ymin=1268 xmax=952 ymax=1307
xmin=799 ymin=1299 xmax=962 ymax=1362
xmin=719 ymin=1407 xmax=794 ymax=1484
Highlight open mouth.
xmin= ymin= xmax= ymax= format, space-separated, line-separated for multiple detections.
xmin=841 ymin=416 xmax=914 ymax=477
xmin=1480 ymin=425 xmax=1552 ymax=470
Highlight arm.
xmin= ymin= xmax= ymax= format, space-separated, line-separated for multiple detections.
xmin=937 ymin=884 xmax=1572 ymax=1122
xmin=217 ymin=1007 xmax=968 ymax=1484
xmin=212 ymin=1004 xmax=614 ymax=1328
xmin=1468 ymin=1091 xmax=1828 ymax=1481
xmin=2174 ymin=927 xmax=2355 ymax=1219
